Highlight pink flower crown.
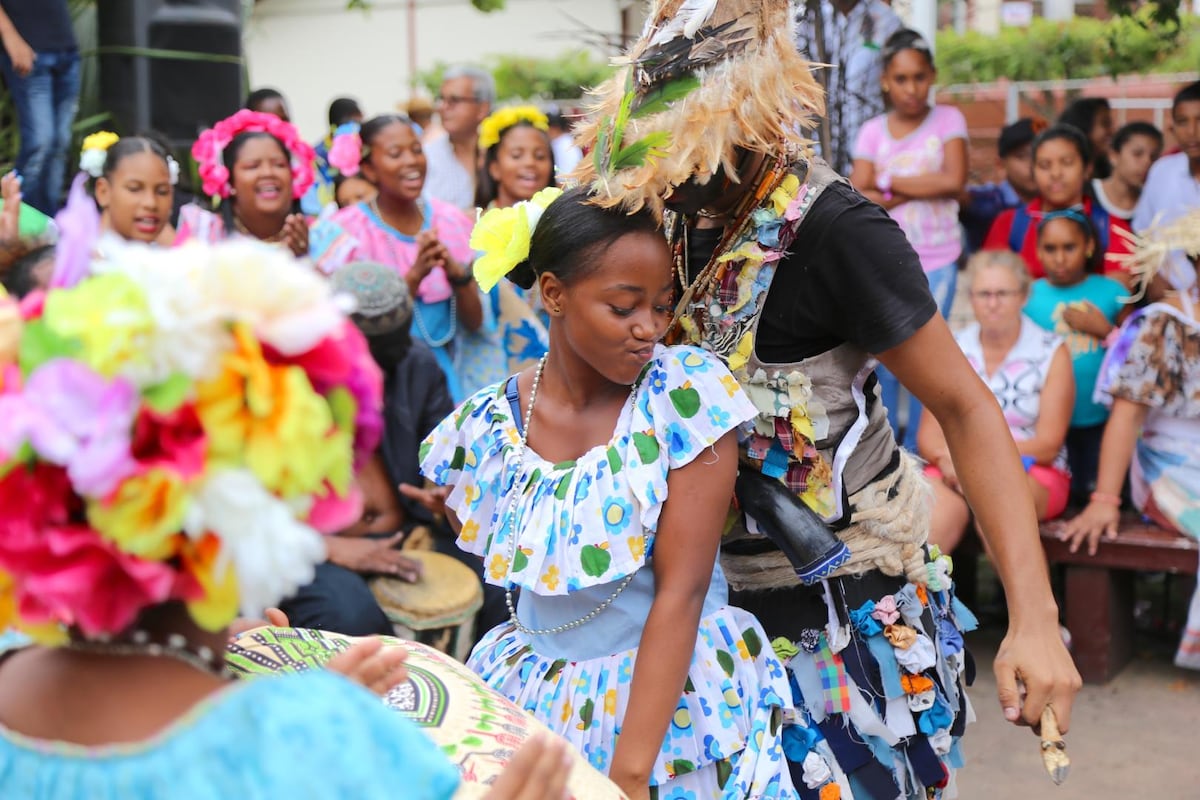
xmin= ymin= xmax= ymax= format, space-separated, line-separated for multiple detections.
xmin=191 ymin=109 xmax=317 ymax=200
xmin=0 ymin=240 xmax=382 ymax=643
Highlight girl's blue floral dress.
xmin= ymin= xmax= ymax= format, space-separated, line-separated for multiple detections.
xmin=421 ymin=345 xmax=798 ymax=799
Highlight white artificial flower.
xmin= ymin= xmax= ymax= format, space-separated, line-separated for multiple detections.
xmin=91 ymin=240 xmax=232 ymax=386
xmin=184 ymin=469 xmax=327 ymax=616
xmin=166 ymin=155 xmax=181 ymax=186
xmin=198 ymin=240 xmax=344 ymax=355
xmin=79 ymin=148 xmax=106 ymax=178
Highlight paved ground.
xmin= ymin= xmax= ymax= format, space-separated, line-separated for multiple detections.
xmin=957 ymin=626 xmax=1200 ymax=798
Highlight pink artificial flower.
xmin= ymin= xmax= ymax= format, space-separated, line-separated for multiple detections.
xmin=10 ymin=523 xmax=176 ymax=637
xmin=0 ymin=360 xmax=139 ymax=499
xmin=306 ymin=479 xmax=364 ymax=535
xmin=192 ymin=110 xmax=318 ymax=200
xmin=19 ymin=290 xmax=45 ymax=321
xmin=0 ymin=463 xmax=75 ymax=559
xmin=129 ymin=404 xmax=208 ymax=480
xmin=327 ymin=130 xmax=362 ymax=177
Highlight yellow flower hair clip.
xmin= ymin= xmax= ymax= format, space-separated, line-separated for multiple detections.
xmin=470 ymin=187 xmax=563 ymax=291
xmin=478 ymin=105 xmax=550 ymax=151
xmin=79 ymin=131 xmax=121 ymax=178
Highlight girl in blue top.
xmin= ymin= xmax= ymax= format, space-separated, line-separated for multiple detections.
xmin=1023 ymin=208 xmax=1129 ymax=501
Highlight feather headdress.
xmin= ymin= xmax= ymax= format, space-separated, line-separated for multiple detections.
xmin=571 ymin=0 xmax=823 ymax=216
xmin=1111 ymin=210 xmax=1200 ymax=301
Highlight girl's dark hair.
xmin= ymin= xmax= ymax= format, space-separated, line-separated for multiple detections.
xmin=509 ymin=186 xmax=661 ymax=291
xmin=2 ymin=245 xmax=55 ymax=298
xmin=1032 ymin=123 xmax=1092 ymax=166
xmin=100 ymin=135 xmax=171 ymax=180
xmin=1058 ymin=98 xmax=1110 ymax=140
xmin=1036 ymin=208 xmax=1103 ymax=274
xmin=474 ymin=120 xmax=557 ymax=209
xmin=359 ymin=114 xmax=421 ymax=165
xmin=1111 ymin=121 xmax=1163 ymax=153
xmin=245 ymin=87 xmax=286 ymax=112
xmin=880 ymin=28 xmax=935 ymax=70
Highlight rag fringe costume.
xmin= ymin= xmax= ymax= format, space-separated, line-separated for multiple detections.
xmin=573 ymin=3 xmax=976 ymax=797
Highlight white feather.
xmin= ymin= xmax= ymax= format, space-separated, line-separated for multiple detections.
xmin=648 ymin=0 xmax=720 ymax=47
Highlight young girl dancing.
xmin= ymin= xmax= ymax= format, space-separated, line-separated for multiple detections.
xmin=421 ymin=186 xmax=799 ymax=800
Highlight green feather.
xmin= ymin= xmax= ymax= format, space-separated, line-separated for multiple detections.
xmin=611 ymin=131 xmax=671 ymax=171
xmin=631 ymin=75 xmax=701 ymax=119
xmin=610 ymin=73 xmax=636 ymax=157
xmin=593 ymin=119 xmax=611 ymax=177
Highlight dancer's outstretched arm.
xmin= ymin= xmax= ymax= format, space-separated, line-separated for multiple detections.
xmin=878 ymin=316 xmax=1083 ymax=732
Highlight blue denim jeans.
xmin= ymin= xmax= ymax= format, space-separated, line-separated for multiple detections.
xmin=877 ymin=262 xmax=959 ymax=451
xmin=0 ymin=48 xmax=81 ymax=215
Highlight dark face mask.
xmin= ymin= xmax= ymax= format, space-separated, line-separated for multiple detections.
xmin=367 ymin=328 xmax=413 ymax=373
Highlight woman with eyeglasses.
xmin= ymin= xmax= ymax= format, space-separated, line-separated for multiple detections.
xmin=918 ymin=251 xmax=1076 ymax=551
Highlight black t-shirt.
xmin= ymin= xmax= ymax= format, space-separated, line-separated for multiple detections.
xmin=0 ymin=0 xmax=76 ymax=52
xmin=687 ymin=181 xmax=936 ymax=361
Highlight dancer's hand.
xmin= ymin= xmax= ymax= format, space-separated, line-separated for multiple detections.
xmin=281 ymin=213 xmax=308 ymax=257
xmin=485 ymin=735 xmax=572 ymax=800
xmin=994 ymin=621 xmax=1081 ymax=734
xmin=0 ymin=172 xmax=22 ymax=245
xmin=1 ymin=31 xmax=34 ymax=77
xmin=327 ymin=532 xmax=423 ymax=581
xmin=398 ymin=482 xmax=449 ymax=520
xmin=1059 ymin=501 xmax=1120 ymax=555
xmin=326 ymin=636 xmax=408 ymax=696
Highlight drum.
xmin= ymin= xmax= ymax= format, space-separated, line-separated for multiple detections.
xmin=369 ymin=550 xmax=483 ymax=661
xmin=227 ymin=627 xmax=624 ymax=799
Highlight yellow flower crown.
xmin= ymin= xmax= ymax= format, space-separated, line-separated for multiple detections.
xmin=469 ymin=187 xmax=563 ymax=291
xmin=478 ymin=105 xmax=550 ymax=151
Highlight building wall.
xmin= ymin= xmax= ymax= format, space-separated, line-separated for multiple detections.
xmin=245 ymin=0 xmax=623 ymax=139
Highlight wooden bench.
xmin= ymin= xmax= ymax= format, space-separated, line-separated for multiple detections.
xmin=1040 ymin=517 xmax=1199 ymax=684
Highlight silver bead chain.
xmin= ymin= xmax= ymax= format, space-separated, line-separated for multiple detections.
xmin=503 ymin=353 xmax=639 ymax=637
xmin=66 ymin=630 xmax=229 ymax=679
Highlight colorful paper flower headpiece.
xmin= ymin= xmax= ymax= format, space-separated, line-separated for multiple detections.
xmin=469 ymin=187 xmax=562 ymax=291
xmin=478 ymin=106 xmax=550 ymax=151
xmin=0 ymin=240 xmax=383 ymax=643
xmin=191 ymin=110 xmax=317 ymax=200
xmin=327 ymin=122 xmax=363 ymax=178
xmin=79 ymin=131 xmax=120 ymax=179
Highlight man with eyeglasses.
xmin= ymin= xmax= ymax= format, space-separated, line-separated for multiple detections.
xmin=424 ymin=66 xmax=494 ymax=211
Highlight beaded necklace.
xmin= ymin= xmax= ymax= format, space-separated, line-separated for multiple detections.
xmin=502 ymin=354 xmax=641 ymax=636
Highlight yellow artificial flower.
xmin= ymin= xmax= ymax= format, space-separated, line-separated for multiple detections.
xmin=0 ymin=569 xmax=18 ymax=632
xmin=770 ymin=174 xmax=801 ymax=216
xmin=88 ymin=469 xmax=188 ymax=560
xmin=470 ymin=187 xmax=564 ymax=291
xmin=81 ymin=131 xmax=120 ymax=153
xmin=478 ymin=105 xmax=549 ymax=151
xmin=196 ymin=325 xmax=343 ymax=499
xmin=41 ymin=273 xmax=155 ymax=378
xmin=181 ymin=533 xmax=240 ymax=632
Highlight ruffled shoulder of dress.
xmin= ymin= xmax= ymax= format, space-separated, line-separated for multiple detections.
xmin=419 ymin=346 xmax=755 ymax=595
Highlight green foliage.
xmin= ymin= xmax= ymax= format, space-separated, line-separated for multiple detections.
xmin=936 ymin=10 xmax=1197 ymax=85
xmin=419 ymin=51 xmax=614 ymax=102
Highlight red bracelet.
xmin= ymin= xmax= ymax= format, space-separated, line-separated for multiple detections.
xmin=1090 ymin=491 xmax=1121 ymax=507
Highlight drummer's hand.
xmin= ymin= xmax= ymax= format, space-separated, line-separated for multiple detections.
xmin=326 ymin=532 xmax=423 ymax=581
xmin=228 ymin=607 xmax=290 ymax=639
xmin=485 ymin=735 xmax=572 ymax=800
xmin=398 ymin=483 xmax=450 ymax=519
xmin=327 ymin=636 xmax=408 ymax=697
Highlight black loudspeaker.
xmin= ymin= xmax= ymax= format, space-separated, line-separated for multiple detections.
xmin=99 ymin=0 xmax=242 ymax=146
